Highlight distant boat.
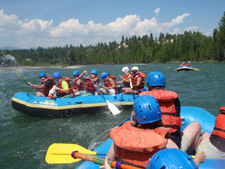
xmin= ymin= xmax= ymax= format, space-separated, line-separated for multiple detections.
xmin=176 ymin=66 xmax=199 ymax=71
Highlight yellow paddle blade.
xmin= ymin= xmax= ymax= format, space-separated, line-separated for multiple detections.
xmin=16 ymin=73 xmax=24 ymax=81
xmin=45 ymin=143 xmax=97 ymax=164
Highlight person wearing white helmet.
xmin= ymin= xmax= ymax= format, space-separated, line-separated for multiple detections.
xmin=187 ymin=61 xmax=192 ymax=67
xmin=116 ymin=66 xmax=131 ymax=93
xmin=123 ymin=66 xmax=146 ymax=94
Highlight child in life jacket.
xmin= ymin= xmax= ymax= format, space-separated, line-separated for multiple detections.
xmin=53 ymin=72 xmax=73 ymax=97
xmin=104 ymin=95 xmax=179 ymax=168
xmin=71 ymin=71 xmax=85 ymax=96
xmin=99 ymin=72 xmax=118 ymax=95
xmin=140 ymin=72 xmax=202 ymax=155
xmin=28 ymin=72 xmax=55 ymax=97
xmin=196 ymin=107 xmax=225 ymax=159
xmin=123 ymin=66 xmax=146 ymax=94
xmin=80 ymin=70 xmax=100 ymax=96
xmin=116 ymin=66 xmax=131 ymax=93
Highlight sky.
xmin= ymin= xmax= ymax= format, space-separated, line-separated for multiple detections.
xmin=0 ymin=0 xmax=224 ymax=49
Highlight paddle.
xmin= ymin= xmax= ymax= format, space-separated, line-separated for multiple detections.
xmin=45 ymin=143 xmax=107 ymax=164
xmin=72 ymin=151 xmax=142 ymax=169
xmin=87 ymin=74 xmax=121 ymax=115
xmin=16 ymin=73 xmax=29 ymax=86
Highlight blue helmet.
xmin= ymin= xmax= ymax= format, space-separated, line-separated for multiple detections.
xmin=146 ymin=148 xmax=197 ymax=169
xmin=53 ymin=72 xmax=61 ymax=79
xmin=133 ymin=95 xmax=161 ymax=124
xmin=147 ymin=72 xmax=165 ymax=87
xmin=39 ymin=72 xmax=47 ymax=78
xmin=101 ymin=72 xmax=108 ymax=80
xmin=91 ymin=69 xmax=98 ymax=75
xmin=73 ymin=71 xmax=79 ymax=76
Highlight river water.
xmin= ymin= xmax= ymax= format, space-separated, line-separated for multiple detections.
xmin=0 ymin=63 xmax=225 ymax=169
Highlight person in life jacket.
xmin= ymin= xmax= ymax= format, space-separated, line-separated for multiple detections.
xmin=140 ymin=71 xmax=201 ymax=154
xmin=101 ymin=148 xmax=205 ymax=169
xmin=80 ymin=70 xmax=100 ymax=95
xmin=53 ymin=72 xmax=73 ymax=97
xmin=186 ymin=61 xmax=192 ymax=67
xmin=27 ymin=72 xmax=55 ymax=97
xmin=196 ymin=107 xmax=225 ymax=159
xmin=123 ymin=66 xmax=146 ymax=94
xmin=147 ymin=148 xmax=205 ymax=169
xmin=116 ymin=66 xmax=131 ymax=93
xmin=180 ymin=62 xmax=186 ymax=67
xmin=104 ymin=95 xmax=179 ymax=168
xmin=99 ymin=72 xmax=118 ymax=95
xmin=71 ymin=71 xmax=84 ymax=96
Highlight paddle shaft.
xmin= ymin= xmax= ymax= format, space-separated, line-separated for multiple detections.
xmin=16 ymin=73 xmax=29 ymax=86
xmin=72 ymin=151 xmax=142 ymax=169
xmin=86 ymin=74 xmax=106 ymax=100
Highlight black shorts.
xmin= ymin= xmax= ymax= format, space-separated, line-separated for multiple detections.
xmin=171 ymin=130 xmax=182 ymax=148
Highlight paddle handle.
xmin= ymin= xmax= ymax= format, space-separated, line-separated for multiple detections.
xmin=72 ymin=151 xmax=142 ymax=169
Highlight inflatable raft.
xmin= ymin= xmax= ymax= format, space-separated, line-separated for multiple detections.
xmin=76 ymin=106 xmax=225 ymax=169
xmin=11 ymin=92 xmax=138 ymax=117
xmin=176 ymin=66 xmax=199 ymax=71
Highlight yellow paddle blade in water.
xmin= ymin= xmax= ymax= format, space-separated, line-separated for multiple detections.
xmin=45 ymin=143 xmax=97 ymax=164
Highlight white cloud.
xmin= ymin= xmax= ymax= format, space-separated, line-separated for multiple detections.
xmin=154 ymin=8 xmax=161 ymax=15
xmin=0 ymin=9 xmax=198 ymax=48
xmin=184 ymin=26 xmax=198 ymax=31
xmin=162 ymin=13 xmax=190 ymax=27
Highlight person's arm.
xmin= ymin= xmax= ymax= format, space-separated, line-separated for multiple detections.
xmin=194 ymin=152 xmax=206 ymax=167
xmin=106 ymin=143 xmax=117 ymax=160
xmin=27 ymin=82 xmax=44 ymax=91
xmin=79 ymin=71 xmax=87 ymax=79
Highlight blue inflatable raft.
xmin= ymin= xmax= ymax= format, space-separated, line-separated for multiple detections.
xmin=11 ymin=92 xmax=138 ymax=117
xmin=76 ymin=106 xmax=225 ymax=169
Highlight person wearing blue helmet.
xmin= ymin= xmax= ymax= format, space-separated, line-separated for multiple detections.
xmin=79 ymin=70 xmax=100 ymax=95
xmin=53 ymin=72 xmax=73 ymax=97
xmin=28 ymin=72 xmax=55 ymax=97
xmin=99 ymin=72 xmax=118 ymax=95
xmin=180 ymin=62 xmax=186 ymax=67
xmin=140 ymin=72 xmax=201 ymax=155
xmin=147 ymin=148 xmax=205 ymax=169
xmin=104 ymin=95 xmax=178 ymax=168
xmin=102 ymin=149 xmax=205 ymax=169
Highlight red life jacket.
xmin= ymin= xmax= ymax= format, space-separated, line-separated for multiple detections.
xmin=85 ymin=77 xmax=99 ymax=93
xmin=104 ymin=75 xmax=118 ymax=94
xmin=131 ymin=72 xmax=146 ymax=90
xmin=57 ymin=77 xmax=73 ymax=94
xmin=72 ymin=78 xmax=84 ymax=91
xmin=110 ymin=121 xmax=168 ymax=168
xmin=123 ymin=73 xmax=130 ymax=87
xmin=140 ymin=90 xmax=181 ymax=133
xmin=212 ymin=113 xmax=225 ymax=139
xmin=41 ymin=77 xmax=55 ymax=96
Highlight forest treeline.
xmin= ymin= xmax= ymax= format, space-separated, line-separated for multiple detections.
xmin=1 ymin=12 xmax=225 ymax=66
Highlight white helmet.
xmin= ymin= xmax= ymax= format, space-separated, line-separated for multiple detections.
xmin=122 ymin=66 xmax=129 ymax=74
xmin=131 ymin=66 xmax=139 ymax=73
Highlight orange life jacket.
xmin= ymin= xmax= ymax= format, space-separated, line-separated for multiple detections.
xmin=140 ymin=90 xmax=181 ymax=133
xmin=85 ymin=77 xmax=99 ymax=93
xmin=57 ymin=77 xmax=73 ymax=94
xmin=104 ymin=75 xmax=118 ymax=94
xmin=72 ymin=78 xmax=84 ymax=91
xmin=180 ymin=64 xmax=186 ymax=67
xmin=212 ymin=113 xmax=225 ymax=139
xmin=110 ymin=121 xmax=168 ymax=168
xmin=123 ymin=73 xmax=130 ymax=87
xmin=41 ymin=77 xmax=55 ymax=96
xmin=131 ymin=72 xmax=146 ymax=90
